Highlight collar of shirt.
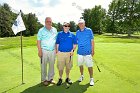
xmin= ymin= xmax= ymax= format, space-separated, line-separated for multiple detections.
xmin=62 ymin=30 xmax=70 ymax=34
xmin=79 ymin=27 xmax=86 ymax=32
xmin=45 ymin=26 xmax=53 ymax=31
xmin=44 ymin=26 xmax=56 ymax=34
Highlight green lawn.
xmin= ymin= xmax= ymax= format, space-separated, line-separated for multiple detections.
xmin=0 ymin=35 xmax=140 ymax=93
xmin=0 ymin=36 xmax=36 ymax=50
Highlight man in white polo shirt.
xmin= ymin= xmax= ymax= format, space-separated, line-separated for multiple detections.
xmin=37 ymin=17 xmax=57 ymax=86
xmin=76 ymin=19 xmax=95 ymax=86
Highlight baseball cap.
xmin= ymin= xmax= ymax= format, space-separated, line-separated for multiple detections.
xmin=63 ymin=22 xmax=70 ymax=26
xmin=78 ymin=19 xmax=85 ymax=24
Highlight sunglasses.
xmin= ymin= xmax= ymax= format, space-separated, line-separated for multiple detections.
xmin=64 ymin=25 xmax=70 ymax=27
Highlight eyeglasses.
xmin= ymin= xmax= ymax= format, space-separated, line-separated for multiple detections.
xmin=46 ymin=21 xmax=52 ymax=23
xmin=64 ymin=25 xmax=70 ymax=27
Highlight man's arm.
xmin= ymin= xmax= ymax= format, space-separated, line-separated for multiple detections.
xmin=70 ymin=44 xmax=77 ymax=56
xmin=56 ymin=44 xmax=59 ymax=54
xmin=91 ymin=39 xmax=94 ymax=56
xmin=37 ymin=40 xmax=42 ymax=58
xmin=72 ymin=44 xmax=77 ymax=52
xmin=70 ymin=34 xmax=77 ymax=55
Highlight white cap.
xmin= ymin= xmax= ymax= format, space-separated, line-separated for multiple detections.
xmin=63 ymin=22 xmax=70 ymax=25
xmin=78 ymin=19 xmax=85 ymax=24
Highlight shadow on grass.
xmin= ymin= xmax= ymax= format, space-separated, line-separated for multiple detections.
xmin=2 ymin=83 xmax=25 ymax=93
xmin=21 ymin=81 xmax=91 ymax=93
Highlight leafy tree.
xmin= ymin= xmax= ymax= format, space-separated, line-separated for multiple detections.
xmin=70 ymin=21 xmax=76 ymax=32
xmin=26 ymin=13 xmax=38 ymax=36
xmin=57 ymin=22 xmax=63 ymax=31
xmin=0 ymin=3 xmax=43 ymax=37
xmin=107 ymin=0 xmax=140 ymax=36
xmin=82 ymin=6 xmax=106 ymax=34
xmin=0 ymin=3 xmax=13 ymax=37
xmin=82 ymin=9 xmax=91 ymax=29
xmin=107 ymin=0 xmax=120 ymax=35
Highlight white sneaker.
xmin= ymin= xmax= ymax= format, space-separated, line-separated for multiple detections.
xmin=78 ymin=75 xmax=84 ymax=82
xmin=90 ymin=78 xmax=94 ymax=86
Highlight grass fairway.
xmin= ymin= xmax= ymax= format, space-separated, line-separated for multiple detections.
xmin=0 ymin=35 xmax=140 ymax=93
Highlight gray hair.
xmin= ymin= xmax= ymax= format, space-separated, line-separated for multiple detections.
xmin=45 ymin=17 xmax=52 ymax=22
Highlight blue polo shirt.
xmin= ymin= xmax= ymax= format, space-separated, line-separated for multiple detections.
xmin=76 ymin=27 xmax=94 ymax=55
xmin=56 ymin=31 xmax=77 ymax=52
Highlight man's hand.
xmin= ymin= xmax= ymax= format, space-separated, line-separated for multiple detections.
xmin=70 ymin=50 xmax=74 ymax=56
xmin=38 ymin=50 xmax=42 ymax=58
xmin=91 ymin=51 xmax=94 ymax=56
xmin=37 ymin=40 xmax=42 ymax=58
xmin=55 ymin=49 xmax=58 ymax=54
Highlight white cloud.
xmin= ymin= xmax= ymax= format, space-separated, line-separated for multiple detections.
xmin=0 ymin=0 xmax=112 ymax=25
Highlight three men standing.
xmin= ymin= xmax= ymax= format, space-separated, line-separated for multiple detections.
xmin=37 ymin=18 xmax=94 ymax=86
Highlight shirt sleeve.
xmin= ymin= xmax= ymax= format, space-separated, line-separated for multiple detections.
xmin=37 ymin=30 xmax=42 ymax=40
xmin=76 ymin=31 xmax=78 ymax=41
xmin=54 ymin=28 xmax=58 ymax=39
xmin=73 ymin=34 xmax=77 ymax=44
xmin=89 ymin=29 xmax=94 ymax=39
xmin=56 ymin=33 xmax=60 ymax=44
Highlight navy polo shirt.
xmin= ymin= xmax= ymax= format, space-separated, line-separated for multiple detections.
xmin=56 ymin=31 xmax=77 ymax=52
xmin=76 ymin=27 xmax=94 ymax=55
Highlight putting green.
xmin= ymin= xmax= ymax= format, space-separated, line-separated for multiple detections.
xmin=0 ymin=42 xmax=140 ymax=93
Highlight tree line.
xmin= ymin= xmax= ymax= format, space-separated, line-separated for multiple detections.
xmin=0 ymin=3 xmax=43 ymax=37
xmin=82 ymin=0 xmax=140 ymax=36
xmin=54 ymin=0 xmax=140 ymax=37
xmin=0 ymin=0 xmax=140 ymax=37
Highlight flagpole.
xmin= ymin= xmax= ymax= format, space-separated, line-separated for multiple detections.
xmin=20 ymin=31 xmax=24 ymax=84
xmin=11 ymin=10 xmax=26 ymax=84
xmin=19 ymin=10 xmax=25 ymax=85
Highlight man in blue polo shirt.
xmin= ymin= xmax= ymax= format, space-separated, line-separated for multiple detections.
xmin=56 ymin=22 xmax=77 ymax=86
xmin=76 ymin=19 xmax=95 ymax=86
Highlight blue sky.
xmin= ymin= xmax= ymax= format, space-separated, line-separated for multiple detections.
xmin=0 ymin=0 xmax=112 ymax=25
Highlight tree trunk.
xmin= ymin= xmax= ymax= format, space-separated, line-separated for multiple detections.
xmin=128 ymin=30 xmax=131 ymax=37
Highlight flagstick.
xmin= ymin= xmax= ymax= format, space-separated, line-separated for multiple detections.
xmin=12 ymin=10 xmax=26 ymax=85
xmin=20 ymin=31 xmax=24 ymax=84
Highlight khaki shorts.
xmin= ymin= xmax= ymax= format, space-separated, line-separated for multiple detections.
xmin=57 ymin=52 xmax=73 ymax=70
